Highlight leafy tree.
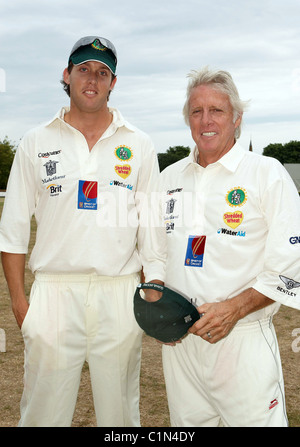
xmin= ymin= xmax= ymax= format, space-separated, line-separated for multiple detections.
xmin=283 ymin=141 xmax=300 ymax=163
xmin=262 ymin=140 xmax=300 ymax=164
xmin=0 ymin=137 xmax=16 ymax=190
xmin=157 ymin=145 xmax=191 ymax=172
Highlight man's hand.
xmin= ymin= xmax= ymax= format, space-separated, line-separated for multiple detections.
xmin=12 ymin=298 xmax=29 ymax=329
xmin=188 ymin=300 xmax=240 ymax=343
xmin=143 ymin=279 xmax=164 ymax=302
xmin=141 ymin=279 xmax=183 ymax=346
xmin=1 ymin=252 xmax=29 ymax=329
xmin=189 ymin=288 xmax=274 ymax=343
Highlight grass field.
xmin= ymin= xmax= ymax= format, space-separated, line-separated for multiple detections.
xmin=0 ymin=197 xmax=299 ymax=427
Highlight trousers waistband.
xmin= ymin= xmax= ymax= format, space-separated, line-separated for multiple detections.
xmin=233 ymin=316 xmax=273 ymax=333
xmin=34 ymin=271 xmax=140 ymax=283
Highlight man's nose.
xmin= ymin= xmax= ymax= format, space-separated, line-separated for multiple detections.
xmin=201 ymin=109 xmax=212 ymax=124
xmin=87 ymin=72 xmax=97 ymax=83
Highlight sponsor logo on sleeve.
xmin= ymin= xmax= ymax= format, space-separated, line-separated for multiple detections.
xmin=289 ymin=236 xmax=300 ymax=244
xmin=277 ymin=275 xmax=300 ymax=297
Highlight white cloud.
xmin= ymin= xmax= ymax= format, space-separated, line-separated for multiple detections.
xmin=1 ymin=0 xmax=300 ymax=154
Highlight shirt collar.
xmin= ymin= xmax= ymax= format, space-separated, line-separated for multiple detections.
xmin=180 ymin=147 xmax=198 ymax=172
xmin=181 ymin=141 xmax=246 ymax=173
xmin=45 ymin=106 xmax=135 ymax=133
xmin=217 ymin=142 xmax=246 ymax=172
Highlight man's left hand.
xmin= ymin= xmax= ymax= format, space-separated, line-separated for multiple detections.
xmin=188 ymin=300 xmax=240 ymax=343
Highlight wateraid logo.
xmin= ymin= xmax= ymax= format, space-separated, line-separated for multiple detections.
xmin=217 ymin=228 xmax=246 ymax=237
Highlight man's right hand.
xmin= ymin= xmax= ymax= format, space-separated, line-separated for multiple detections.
xmin=12 ymin=298 xmax=29 ymax=329
xmin=1 ymin=252 xmax=29 ymax=329
xmin=143 ymin=279 xmax=164 ymax=302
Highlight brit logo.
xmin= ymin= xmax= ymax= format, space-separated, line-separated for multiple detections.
xmin=166 ymin=222 xmax=175 ymax=233
xmin=47 ymin=184 xmax=62 ymax=197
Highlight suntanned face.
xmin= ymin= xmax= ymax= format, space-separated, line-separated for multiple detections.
xmin=188 ymin=84 xmax=242 ymax=167
xmin=63 ymin=61 xmax=117 ymax=115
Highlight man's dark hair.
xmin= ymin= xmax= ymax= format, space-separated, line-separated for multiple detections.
xmin=60 ymin=62 xmax=116 ymax=100
xmin=60 ymin=62 xmax=73 ymax=97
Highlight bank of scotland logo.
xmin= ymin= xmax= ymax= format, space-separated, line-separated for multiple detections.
xmin=78 ymin=180 xmax=98 ymax=210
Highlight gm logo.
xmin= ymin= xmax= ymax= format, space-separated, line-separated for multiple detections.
xmin=290 ymin=236 xmax=300 ymax=244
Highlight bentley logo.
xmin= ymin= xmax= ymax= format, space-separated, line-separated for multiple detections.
xmin=279 ymin=275 xmax=300 ymax=290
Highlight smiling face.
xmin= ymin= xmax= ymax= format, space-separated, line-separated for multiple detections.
xmin=63 ymin=61 xmax=117 ymax=115
xmin=188 ymin=84 xmax=242 ymax=167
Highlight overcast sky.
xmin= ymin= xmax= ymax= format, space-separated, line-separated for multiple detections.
xmin=1 ymin=0 xmax=300 ymax=154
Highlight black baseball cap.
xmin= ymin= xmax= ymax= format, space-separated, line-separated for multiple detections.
xmin=68 ymin=36 xmax=117 ymax=75
xmin=134 ymin=283 xmax=201 ymax=343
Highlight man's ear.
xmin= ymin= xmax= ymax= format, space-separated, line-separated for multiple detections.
xmin=111 ymin=75 xmax=117 ymax=90
xmin=234 ymin=112 xmax=243 ymax=130
xmin=63 ymin=67 xmax=70 ymax=85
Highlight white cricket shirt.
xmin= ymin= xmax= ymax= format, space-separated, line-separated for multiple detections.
xmin=144 ymin=143 xmax=300 ymax=317
xmin=0 ymin=107 xmax=159 ymax=276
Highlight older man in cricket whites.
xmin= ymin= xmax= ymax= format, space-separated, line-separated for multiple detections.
xmin=142 ymin=66 xmax=300 ymax=427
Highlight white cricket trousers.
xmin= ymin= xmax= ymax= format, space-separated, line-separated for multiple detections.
xmin=19 ymin=272 xmax=143 ymax=427
xmin=162 ymin=318 xmax=289 ymax=427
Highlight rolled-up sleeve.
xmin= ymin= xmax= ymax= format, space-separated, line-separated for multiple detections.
xmin=253 ymin=162 xmax=300 ymax=310
xmin=0 ymin=139 xmax=37 ymax=254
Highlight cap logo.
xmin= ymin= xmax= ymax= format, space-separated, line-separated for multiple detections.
xmin=91 ymin=39 xmax=107 ymax=51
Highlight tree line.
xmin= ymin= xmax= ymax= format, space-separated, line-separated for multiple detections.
xmin=0 ymin=138 xmax=299 ymax=190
